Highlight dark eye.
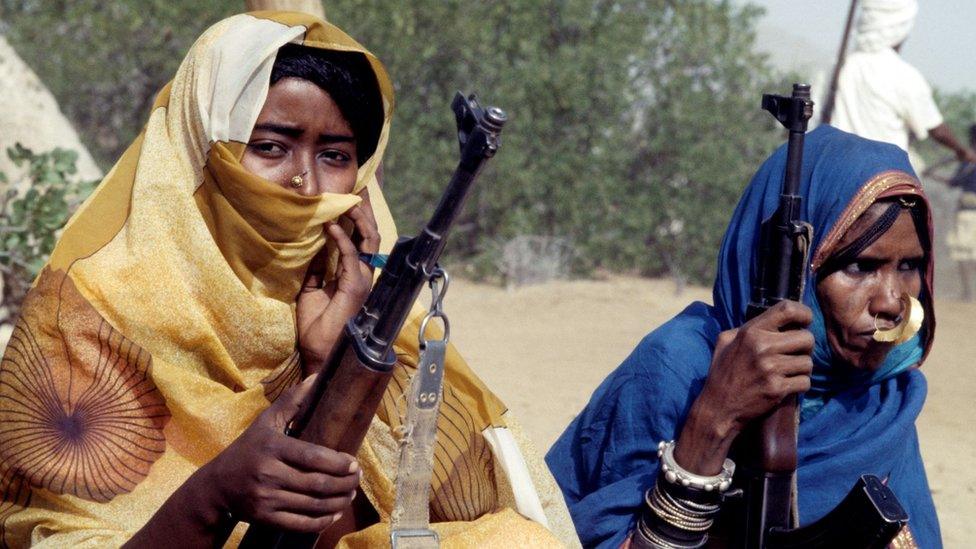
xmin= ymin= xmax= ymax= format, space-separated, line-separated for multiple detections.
xmin=842 ymin=259 xmax=882 ymax=275
xmin=247 ymin=141 xmax=286 ymax=157
xmin=319 ymin=149 xmax=353 ymax=165
xmin=898 ymin=258 xmax=925 ymax=271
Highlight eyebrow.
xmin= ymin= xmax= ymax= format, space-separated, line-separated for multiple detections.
xmin=252 ymin=123 xmax=355 ymax=144
xmin=852 ymin=252 xmax=925 ymax=262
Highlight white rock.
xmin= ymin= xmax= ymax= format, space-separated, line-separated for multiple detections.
xmin=0 ymin=31 xmax=102 ymax=188
xmin=0 ymin=27 xmax=103 ymax=311
xmin=0 ymin=322 xmax=12 ymax=356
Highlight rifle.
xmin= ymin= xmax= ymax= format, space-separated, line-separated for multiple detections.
xmin=819 ymin=0 xmax=859 ymax=125
xmin=233 ymin=92 xmax=507 ymax=549
xmin=724 ymin=84 xmax=908 ymax=548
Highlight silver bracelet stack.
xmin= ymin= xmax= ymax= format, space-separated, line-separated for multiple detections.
xmin=631 ymin=440 xmax=736 ymax=549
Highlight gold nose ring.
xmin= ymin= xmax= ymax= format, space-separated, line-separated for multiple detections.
xmin=290 ymin=170 xmax=308 ymax=188
xmin=872 ymin=293 xmax=924 ymax=344
xmin=873 ymin=312 xmax=901 ymax=332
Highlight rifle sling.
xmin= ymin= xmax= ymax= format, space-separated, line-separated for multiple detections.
xmin=390 ymin=339 xmax=448 ymax=548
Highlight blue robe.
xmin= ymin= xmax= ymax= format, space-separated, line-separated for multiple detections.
xmin=546 ymin=127 xmax=941 ymax=548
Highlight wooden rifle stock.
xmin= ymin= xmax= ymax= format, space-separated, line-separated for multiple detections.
xmin=231 ymin=93 xmax=507 ymax=549
xmin=238 ymin=336 xmax=395 ymax=549
xmin=759 ymin=401 xmax=798 ymax=474
xmin=730 ymin=395 xmax=798 ymax=548
xmin=289 ymin=336 xmax=394 ymax=454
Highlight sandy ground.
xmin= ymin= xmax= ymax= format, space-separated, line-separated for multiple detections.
xmin=444 ymin=276 xmax=973 ymax=547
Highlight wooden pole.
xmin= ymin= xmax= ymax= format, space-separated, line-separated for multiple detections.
xmin=244 ymin=0 xmax=325 ymax=19
xmin=819 ymin=0 xmax=859 ymax=125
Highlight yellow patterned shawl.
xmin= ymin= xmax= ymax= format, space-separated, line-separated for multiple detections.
xmin=0 ymin=12 xmax=575 ymax=547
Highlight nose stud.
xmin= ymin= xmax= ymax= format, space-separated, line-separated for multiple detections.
xmin=290 ymin=170 xmax=308 ymax=188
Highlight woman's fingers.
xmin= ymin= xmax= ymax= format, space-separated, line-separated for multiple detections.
xmin=275 ymin=466 xmax=361 ymax=498
xmin=327 ymin=223 xmax=364 ymax=286
xmin=356 ymin=188 xmax=379 ymax=235
xmin=753 ymin=300 xmax=813 ymax=331
xmin=778 ymin=354 xmax=814 ymax=377
xmin=763 ymin=328 xmax=815 ymax=356
xmin=277 ymin=437 xmax=358 ymax=476
xmin=700 ymin=301 xmax=817 ymax=431
xmin=256 ymin=509 xmax=344 ymax=534
xmin=304 ymin=205 xmax=374 ymax=295
xmin=302 ymin=236 xmax=331 ymax=292
xmin=266 ymin=374 xmax=318 ymax=428
xmin=349 ymin=189 xmax=381 ymax=255
xmin=305 ymin=196 xmax=379 ymax=298
xmin=756 ymin=355 xmax=812 ymax=400
xmin=246 ymin=457 xmax=357 ymax=509
xmin=326 ymin=222 xmax=358 ymax=257
xmin=347 ymin=206 xmax=381 ymax=255
xmin=268 ymin=488 xmax=356 ymax=515
xmin=780 ymin=373 xmax=812 ymax=395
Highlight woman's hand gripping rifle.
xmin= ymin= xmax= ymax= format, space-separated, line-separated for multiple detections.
xmin=727 ymin=84 xmax=908 ymax=549
xmin=234 ymin=93 xmax=507 ymax=549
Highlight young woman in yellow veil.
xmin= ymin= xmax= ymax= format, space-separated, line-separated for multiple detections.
xmin=0 ymin=11 xmax=575 ymax=548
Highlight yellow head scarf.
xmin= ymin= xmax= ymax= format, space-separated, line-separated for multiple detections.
xmin=0 ymin=11 xmax=574 ymax=548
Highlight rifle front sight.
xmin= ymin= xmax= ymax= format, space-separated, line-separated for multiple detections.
xmin=762 ymin=83 xmax=813 ymax=133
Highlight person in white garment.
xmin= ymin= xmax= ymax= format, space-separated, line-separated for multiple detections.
xmin=831 ymin=0 xmax=976 ymax=168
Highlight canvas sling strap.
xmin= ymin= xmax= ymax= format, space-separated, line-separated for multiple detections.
xmin=390 ymin=271 xmax=450 ymax=549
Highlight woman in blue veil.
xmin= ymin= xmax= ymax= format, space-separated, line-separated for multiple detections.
xmin=546 ymin=126 xmax=940 ymax=548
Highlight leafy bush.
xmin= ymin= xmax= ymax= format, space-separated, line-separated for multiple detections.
xmin=0 ymin=144 xmax=94 ymax=321
xmin=324 ymin=0 xmax=790 ymax=284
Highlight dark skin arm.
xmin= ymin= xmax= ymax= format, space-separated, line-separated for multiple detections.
xmin=127 ymin=199 xmax=379 ymax=547
xmin=619 ymin=301 xmax=814 ymax=547
xmin=929 ymin=123 xmax=976 ymax=164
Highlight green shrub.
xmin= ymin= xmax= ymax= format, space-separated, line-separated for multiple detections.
xmin=0 ymin=144 xmax=95 ymax=321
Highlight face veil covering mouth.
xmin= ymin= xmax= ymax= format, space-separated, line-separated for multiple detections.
xmin=198 ymin=140 xmax=363 ymax=302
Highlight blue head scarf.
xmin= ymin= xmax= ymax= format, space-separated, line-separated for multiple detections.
xmin=712 ymin=126 xmax=934 ymax=418
xmin=547 ymin=126 xmax=940 ymax=548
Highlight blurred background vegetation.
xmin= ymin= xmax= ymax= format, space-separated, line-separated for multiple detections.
xmin=0 ymin=145 xmax=96 ymax=311
xmin=1 ymin=0 xmax=973 ymax=294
